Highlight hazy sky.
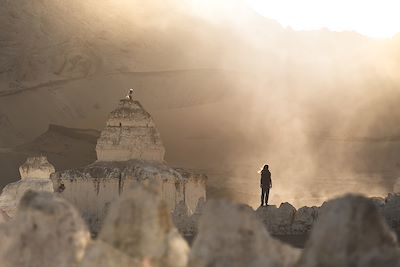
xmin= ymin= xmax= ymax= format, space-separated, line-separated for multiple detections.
xmin=250 ymin=0 xmax=400 ymax=38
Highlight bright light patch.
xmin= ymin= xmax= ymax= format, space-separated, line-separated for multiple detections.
xmin=250 ymin=0 xmax=400 ymax=38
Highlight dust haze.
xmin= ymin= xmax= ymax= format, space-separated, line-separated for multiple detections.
xmin=0 ymin=0 xmax=400 ymax=207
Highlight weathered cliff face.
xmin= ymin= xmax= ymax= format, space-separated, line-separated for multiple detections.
xmin=95 ymin=99 xmax=165 ymax=162
xmin=0 ymin=156 xmax=54 ymax=217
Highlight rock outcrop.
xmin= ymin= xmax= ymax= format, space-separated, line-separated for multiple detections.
xmin=0 ymin=209 xmax=10 ymax=223
xmin=255 ymin=202 xmax=297 ymax=235
xmin=0 ymin=191 xmax=91 ymax=267
xmin=297 ymin=194 xmax=400 ymax=267
xmin=0 ymin=156 xmax=54 ymax=217
xmin=252 ymin=194 xmax=400 ymax=238
xmin=189 ymin=200 xmax=301 ymax=267
xmin=99 ymin=183 xmax=189 ymax=267
xmin=291 ymin=206 xmax=319 ymax=234
xmin=96 ymin=99 xmax=165 ymax=162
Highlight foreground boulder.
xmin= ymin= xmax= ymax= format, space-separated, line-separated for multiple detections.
xmin=79 ymin=240 xmax=141 ymax=267
xmin=0 ymin=208 xmax=11 ymax=223
xmin=297 ymin=194 xmax=400 ymax=267
xmin=0 ymin=156 xmax=54 ymax=217
xmin=0 ymin=191 xmax=91 ymax=267
xmin=189 ymin=200 xmax=300 ymax=267
xmin=99 ymin=183 xmax=190 ymax=267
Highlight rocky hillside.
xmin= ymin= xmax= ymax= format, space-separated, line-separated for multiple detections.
xmin=0 ymin=124 xmax=98 ymax=186
xmin=1 ymin=0 xmax=400 ymax=207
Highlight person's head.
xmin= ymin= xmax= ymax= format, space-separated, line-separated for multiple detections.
xmin=129 ymin=88 xmax=133 ymax=92
xmin=258 ymin=164 xmax=269 ymax=173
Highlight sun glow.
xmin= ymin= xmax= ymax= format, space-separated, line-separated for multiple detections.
xmin=250 ymin=0 xmax=400 ymax=38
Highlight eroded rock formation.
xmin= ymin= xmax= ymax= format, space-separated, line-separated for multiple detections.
xmin=297 ymin=194 xmax=400 ymax=267
xmin=189 ymin=200 xmax=301 ymax=267
xmin=0 ymin=189 xmax=399 ymax=267
xmin=0 ymin=191 xmax=91 ymax=267
xmin=0 ymin=156 xmax=54 ymax=217
xmin=96 ymin=99 xmax=165 ymax=162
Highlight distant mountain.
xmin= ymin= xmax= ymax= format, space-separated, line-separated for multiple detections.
xmin=0 ymin=124 xmax=99 ymax=187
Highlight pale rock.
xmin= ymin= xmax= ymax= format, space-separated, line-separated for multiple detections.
xmin=189 ymin=200 xmax=301 ymax=267
xmin=99 ymin=183 xmax=190 ymax=267
xmin=255 ymin=202 xmax=296 ymax=235
xmin=291 ymin=206 xmax=318 ymax=234
xmin=0 ymin=224 xmax=13 ymax=267
xmin=0 ymin=156 xmax=54 ymax=217
xmin=79 ymin=240 xmax=142 ymax=267
xmin=96 ymin=99 xmax=165 ymax=162
xmin=0 ymin=208 xmax=11 ymax=223
xmin=19 ymin=155 xmax=56 ymax=179
xmin=0 ymin=191 xmax=91 ymax=267
xmin=297 ymin=194 xmax=400 ymax=267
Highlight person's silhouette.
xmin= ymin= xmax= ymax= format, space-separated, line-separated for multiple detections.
xmin=260 ymin=164 xmax=272 ymax=206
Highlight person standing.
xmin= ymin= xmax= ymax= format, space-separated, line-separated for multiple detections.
xmin=260 ymin=164 xmax=272 ymax=206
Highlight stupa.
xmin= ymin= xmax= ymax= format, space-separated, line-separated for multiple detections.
xmin=0 ymin=156 xmax=55 ymax=217
xmin=95 ymin=99 xmax=165 ymax=162
xmin=51 ymin=98 xmax=207 ymax=234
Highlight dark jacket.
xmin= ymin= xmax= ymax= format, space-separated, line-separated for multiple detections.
xmin=260 ymin=170 xmax=271 ymax=189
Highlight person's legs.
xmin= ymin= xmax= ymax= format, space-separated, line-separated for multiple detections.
xmin=265 ymin=188 xmax=270 ymax=205
xmin=261 ymin=188 xmax=266 ymax=206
